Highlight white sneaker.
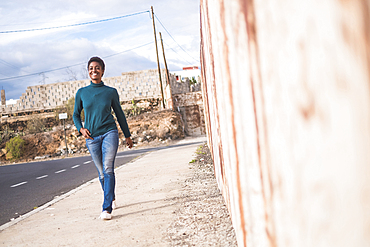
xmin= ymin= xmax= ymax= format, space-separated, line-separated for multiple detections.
xmin=99 ymin=211 xmax=112 ymax=220
xmin=112 ymin=200 xmax=117 ymax=210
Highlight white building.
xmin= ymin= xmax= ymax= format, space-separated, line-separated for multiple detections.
xmin=171 ymin=66 xmax=201 ymax=83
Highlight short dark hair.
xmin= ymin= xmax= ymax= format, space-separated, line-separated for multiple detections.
xmin=87 ymin=56 xmax=105 ymax=71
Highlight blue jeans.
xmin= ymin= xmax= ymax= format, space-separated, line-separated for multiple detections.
xmin=86 ymin=129 xmax=118 ymax=213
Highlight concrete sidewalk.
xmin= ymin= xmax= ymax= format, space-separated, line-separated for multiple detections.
xmin=0 ymin=136 xmax=207 ymax=247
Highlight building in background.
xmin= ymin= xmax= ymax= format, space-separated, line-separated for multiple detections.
xmin=172 ymin=66 xmax=201 ymax=83
xmin=1 ymin=90 xmax=5 ymax=106
xmin=1 ymin=69 xmax=170 ymax=116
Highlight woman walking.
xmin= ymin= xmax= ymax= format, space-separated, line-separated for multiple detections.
xmin=73 ymin=56 xmax=133 ymax=220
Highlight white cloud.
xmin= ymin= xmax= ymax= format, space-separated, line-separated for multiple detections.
xmin=6 ymin=99 xmax=18 ymax=105
xmin=0 ymin=0 xmax=200 ymax=100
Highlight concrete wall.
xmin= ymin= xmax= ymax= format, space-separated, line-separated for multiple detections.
xmin=200 ymin=0 xmax=370 ymax=247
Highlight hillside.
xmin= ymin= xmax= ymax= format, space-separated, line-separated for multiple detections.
xmin=0 ymin=110 xmax=185 ymax=165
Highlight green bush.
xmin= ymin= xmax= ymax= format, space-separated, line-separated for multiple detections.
xmin=6 ymin=136 xmax=26 ymax=160
xmin=27 ymin=115 xmax=46 ymax=134
xmin=130 ymin=99 xmax=142 ymax=116
xmin=54 ymin=97 xmax=84 ymax=123
xmin=65 ymin=97 xmax=76 ymax=121
xmin=190 ymin=77 xmax=197 ymax=85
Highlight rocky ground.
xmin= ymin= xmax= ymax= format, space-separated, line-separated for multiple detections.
xmin=164 ymin=144 xmax=238 ymax=246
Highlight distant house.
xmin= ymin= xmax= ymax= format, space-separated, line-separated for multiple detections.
xmin=172 ymin=66 xmax=201 ymax=83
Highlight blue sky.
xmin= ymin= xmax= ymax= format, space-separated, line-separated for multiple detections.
xmin=0 ymin=0 xmax=200 ymax=101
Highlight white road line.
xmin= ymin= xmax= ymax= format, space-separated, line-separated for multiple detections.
xmin=10 ymin=181 xmax=28 ymax=188
xmin=55 ymin=169 xmax=66 ymax=174
xmin=116 ymin=154 xmax=138 ymax=158
xmin=71 ymin=165 xmax=80 ymax=169
xmin=83 ymin=161 xmax=92 ymax=164
xmin=36 ymin=175 xmax=48 ymax=180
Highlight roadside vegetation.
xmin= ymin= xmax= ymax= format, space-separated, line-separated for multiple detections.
xmin=5 ymin=136 xmax=25 ymax=160
xmin=0 ymin=97 xmax=179 ymax=164
xmin=54 ymin=97 xmax=83 ymax=124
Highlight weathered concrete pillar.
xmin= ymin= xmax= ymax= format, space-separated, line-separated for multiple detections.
xmin=1 ymin=89 xmax=5 ymax=106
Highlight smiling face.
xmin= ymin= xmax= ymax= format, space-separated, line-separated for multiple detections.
xmin=88 ymin=61 xmax=104 ymax=84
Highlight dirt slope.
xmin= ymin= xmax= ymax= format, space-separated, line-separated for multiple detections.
xmin=0 ymin=110 xmax=185 ymax=165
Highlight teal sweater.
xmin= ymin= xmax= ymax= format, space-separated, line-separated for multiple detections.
xmin=73 ymin=81 xmax=131 ymax=138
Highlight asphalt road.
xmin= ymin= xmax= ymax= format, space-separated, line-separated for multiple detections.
xmin=0 ymin=148 xmax=156 ymax=226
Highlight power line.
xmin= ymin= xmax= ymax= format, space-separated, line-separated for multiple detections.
xmin=0 ymin=10 xmax=150 ymax=34
xmin=103 ymin=42 xmax=153 ymax=59
xmin=0 ymin=58 xmax=34 ymax=76
xmin=0 ymin=58 xmax=22 ymax=70
xmin=0 ymin=62 xmax=85 ymax=81
xmin=0 ymin=13 xmax=130 ymax=27
xmin=163 ymin=41 xmax=193 ymax=66
xmin=154 ymin=14 xmax=200 ymax=64
xmin=0 ymin=42 xmax=154 ymax=81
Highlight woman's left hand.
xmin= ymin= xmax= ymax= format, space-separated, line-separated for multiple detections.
xmin=125 ymin=137 xmax=133 ymax=149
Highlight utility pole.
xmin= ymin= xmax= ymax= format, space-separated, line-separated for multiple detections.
xmin=39 ymin=72 xmax=48 ymax=85
xmin=159 ymin=32 xmax=174 ymax=109
xmin=151 ymin=6 xmax=165 ymax=109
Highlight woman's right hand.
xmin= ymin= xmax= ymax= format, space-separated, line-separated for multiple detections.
xmin=80 ymin=128 xmax=93 ymax=140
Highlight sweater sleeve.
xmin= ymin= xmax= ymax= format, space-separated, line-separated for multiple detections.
xmin=111 ymin=89 xmax=131 ymax=138
xmin=73 ymin=89 xmax=83 ymax=133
